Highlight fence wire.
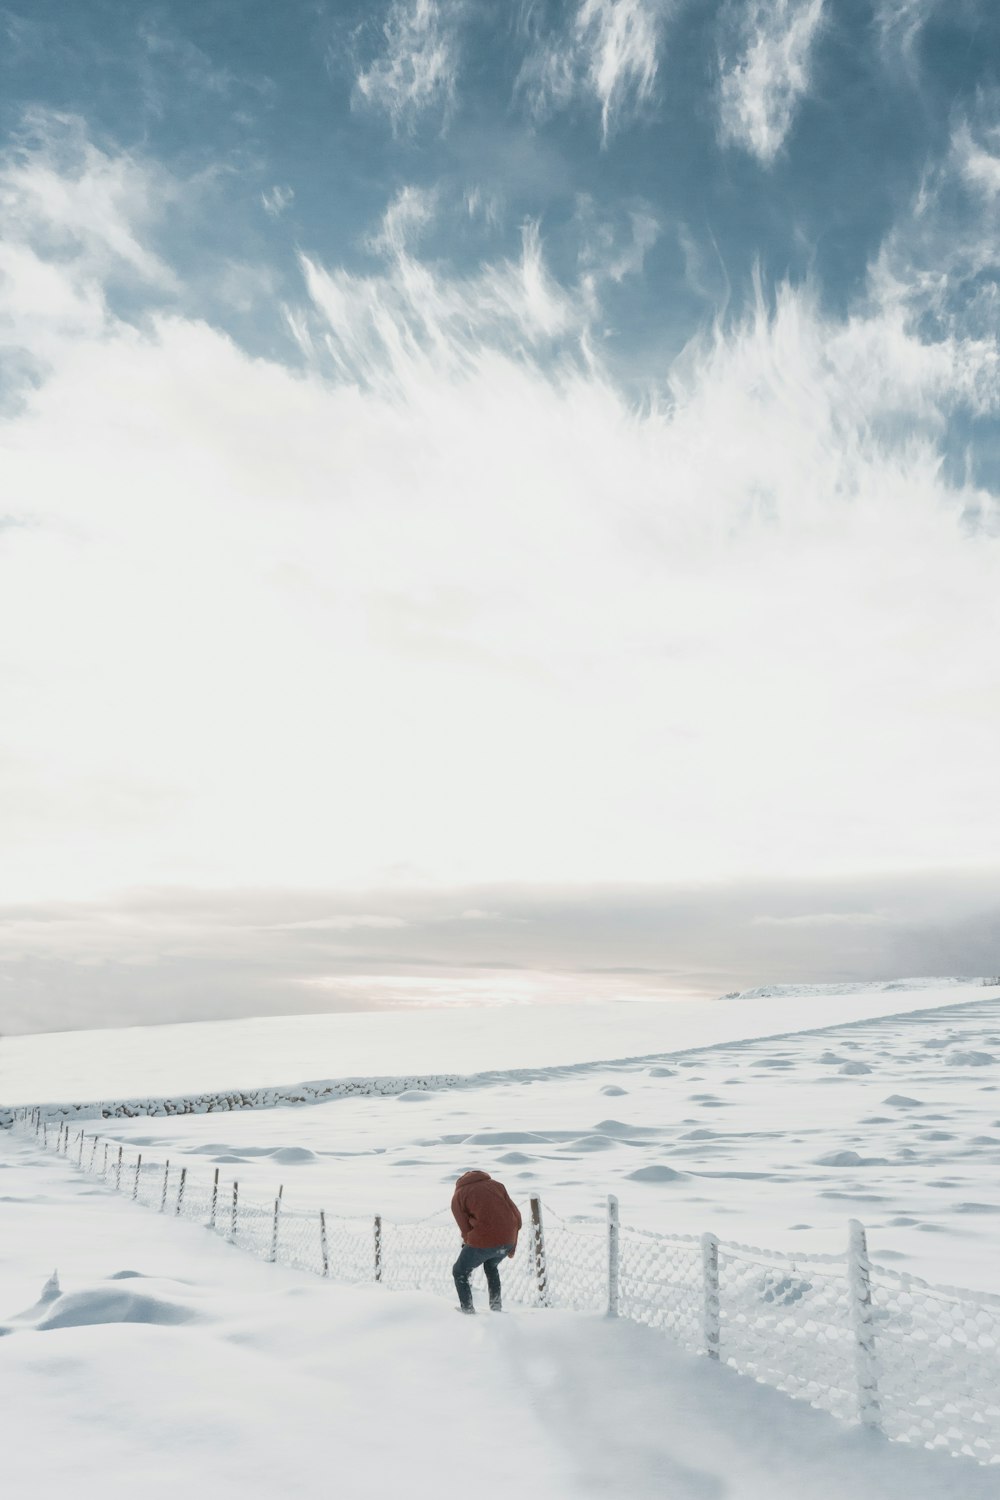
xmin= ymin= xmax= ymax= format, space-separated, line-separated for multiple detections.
xmin=15 ymin=1111 xmax=1000 ymax=1467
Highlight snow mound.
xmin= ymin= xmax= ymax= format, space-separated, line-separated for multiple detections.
xmin=838 ymin=1061 xmax=872 ymax=1075
xmin=35 ymin=1284 xmax=197 ymax=1331
xmin=946 ymin=1051 xmax=996 ymax=1067
xmin=266 ymin=1146 xmax=317 ymax=1164
xmin=625 ymin=1164 xmax=687 ymax=1183
xmin=567 ymin=1134 xmax=618 ymax=1152
xmin=816 ymin=1150 xmax=888 ymax=1167
xmin=883 ymin=1095 xmax=922 ymax=1108
xmin=466 ymin=1131 xmax=550 ymax=1145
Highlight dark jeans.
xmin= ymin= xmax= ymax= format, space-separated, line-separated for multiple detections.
xmin=453 ymin=1243 xmax=513 ymax=1311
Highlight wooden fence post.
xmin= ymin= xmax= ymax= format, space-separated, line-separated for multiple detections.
xmin=102 ymin=1142 xmax=109 ymax=1176
xmin=160 ymin=1160 xmax=170 ymax=1212
xmin=530 ymin=1196 xmax=549 ymax=1308
xmin=133 ymin=1154 xmax=142 ymax=1200
xmin=175 ymin=1167 xmax=187 ymax=1216
xmin=77 ymin=1131 xmax=85 ymax=1166
xmin=115 ymin=1146 xmax=123 ymax=1191
xmin=374 ymin=1215 xmax=383 ymax=1282
xmin=230 ymin=1181 xmax=239 ymax=1242
xmin=270 ymin=1193 xmax=283 ymax=1263
xmin=848 ymin=1220 xmax=881 ymax=1430
xmin=701 ymin=1232 xmax=721 ymax=1360
xmin=89 ymin=1136 xmax=99 ymax=1171
xmin=607 ymin=1194 xmax=620 ymax=1318
xmin=319 ymin=1212 xmax=330 ymax=1277
xmin=209 ymin=1168 xmax=220 ymax=1229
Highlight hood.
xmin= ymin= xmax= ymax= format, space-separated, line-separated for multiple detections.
xmin=455 ymin=1170 xmax=491 ymax=1189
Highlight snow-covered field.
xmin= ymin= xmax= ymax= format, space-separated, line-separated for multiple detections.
xmin=2 ymin=979 xmax=988 ymax=1107
xmin=78 ymin=990 xmax=1000 ymax=1291
xmin=2 ymin=1128 xmax=996 ymax=1500
xmin=4 ymin=982 xmax=1000 ymax=1496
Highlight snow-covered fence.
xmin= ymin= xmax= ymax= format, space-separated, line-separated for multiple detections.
xmin=14 ymin=1108 xmax=1000 ymax=1467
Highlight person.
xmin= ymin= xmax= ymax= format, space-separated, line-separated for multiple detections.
xmin=451 ymin=1169 xmax=522 ymax=1314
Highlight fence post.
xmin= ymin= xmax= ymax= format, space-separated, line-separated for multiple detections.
xmin=133 ymin=1154 xmax=142 ymax=1200
xmin=43 ymin=1123 xmax=48 ymax=1149
xmin=270 ymin=1193 xmax=283 ymax=1263
xmin=160 ymin=1160 xmax=170 ymax=1212
xmin=530 ymin=1196 xmax=549 ymax=1308
xmin=374 ymin=1215 xmax=382 ymax=1282
xmin=701 ymin=1232 xmax=721 ymax=1360
xmin=102 ymin=1142 xmax=109 ymax=1177
xmin=209 ymin=1168 xmax=220 ymax=1229
xmin=607 ymin=1194 xmax=620 ymax=1318
xmin=230 ymin=1181 xmax=239 ymax=1242
xmin=89 ymin=1135 xmax=98 ymax=1171
xmin=77 ymin=1131 xmax=85 ymax=1167
xmin=848 ymin=1220 xmax=881 ymax=1430
xmin=175 ymin=1167 xmax=187 ymax=1216
xmin=115 ymin=1146 xmax=123 ymax=1191
xmin=319 ymin=1212 xmax=330 ymax=1277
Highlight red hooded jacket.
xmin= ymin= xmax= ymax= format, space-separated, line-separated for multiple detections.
xmin=451 ymin=1171 xmax=522 ymax=1252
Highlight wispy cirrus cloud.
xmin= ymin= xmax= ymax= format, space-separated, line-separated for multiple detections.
xmin=261 ymin=184 xmax=294 ymax=219
xmin=354 ymin=0 xmax=465 ymax=133
xmin=718 ymin=0 xmax=826 ymax=164
xmin=0 ymin=110 xmax=176 ymax=292
xmin=518 ymin=0 xmax=669 ymax=143
xmin=1 ymin=117 xmax=999 ymax=986
xmin=870 ymin=100 xmax=1000 ymax=432
xmin=293 ymin=218 xmax=579 ymax=389
xmin=874 ymin=0 xmax=943 ymax=71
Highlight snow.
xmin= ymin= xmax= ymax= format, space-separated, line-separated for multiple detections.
xmin=64 ymin=991 xmax=1000 ymax=1292
xmin=2 ymin=980 xmax=991 ymax=1108
xmin=1 ymin=1129 xmax=996 ymax=1500
xmin=5 ymin=981 xmax=1000 ymax=1492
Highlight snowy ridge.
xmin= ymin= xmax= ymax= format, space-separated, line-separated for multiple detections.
xmin=15 ymin=1111 xmax=1000 ymax=1467
xmin=7 ymin=991 xmax=999 ymax=1130
xmin=721 ymin=976 xmax=997 ymax=1000
xmin=7 ymin=984 xmax=994 ymax=1110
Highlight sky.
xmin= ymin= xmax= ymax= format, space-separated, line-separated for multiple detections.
xmin=0 ymin=0 xmax=998 ymax=1033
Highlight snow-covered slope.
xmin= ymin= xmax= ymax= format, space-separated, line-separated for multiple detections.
xmin=3 ymin=981 xmax=993 ymax=1108
xmin=38 ymin=991 xmax=1000 ymax=1292
xmin=2 ymin=1129 xmax=995 ymax=1500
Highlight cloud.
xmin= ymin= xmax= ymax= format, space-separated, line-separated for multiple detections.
xmin=874 ymin=0 xmax=943 ymax=71
xmin=261 ymin=184 xmax=294 ymax=218
xmin=518 ymin=0 xmax=669 ymax=142
xmin=869 ymin=101 xmax=1000 ymax=429
xmin=294 ymin=218 xmax=579 ymax=389
xmin=573 ymin=195 xmax=660 ymax=311
xmin=0 ymin=111 xmax=176 ymax=291
xmin=354 ymin=0 xmax=465 ymax=133
xmin=365 ymin=184 xmax=438 ymax=257
xmin=955 ymin=118 xmax=1000 ymax=201
xmin=718 ymin=0 xmax=826 ymax=164
xmin=2 ymin=874 xmax=998 ymax=1032
xmin=1 ymin=117 xmax=999 ymax=991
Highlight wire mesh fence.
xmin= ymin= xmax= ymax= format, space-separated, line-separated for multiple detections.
xmin=15 ymin=1108 xmax=1000 ymax=1466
